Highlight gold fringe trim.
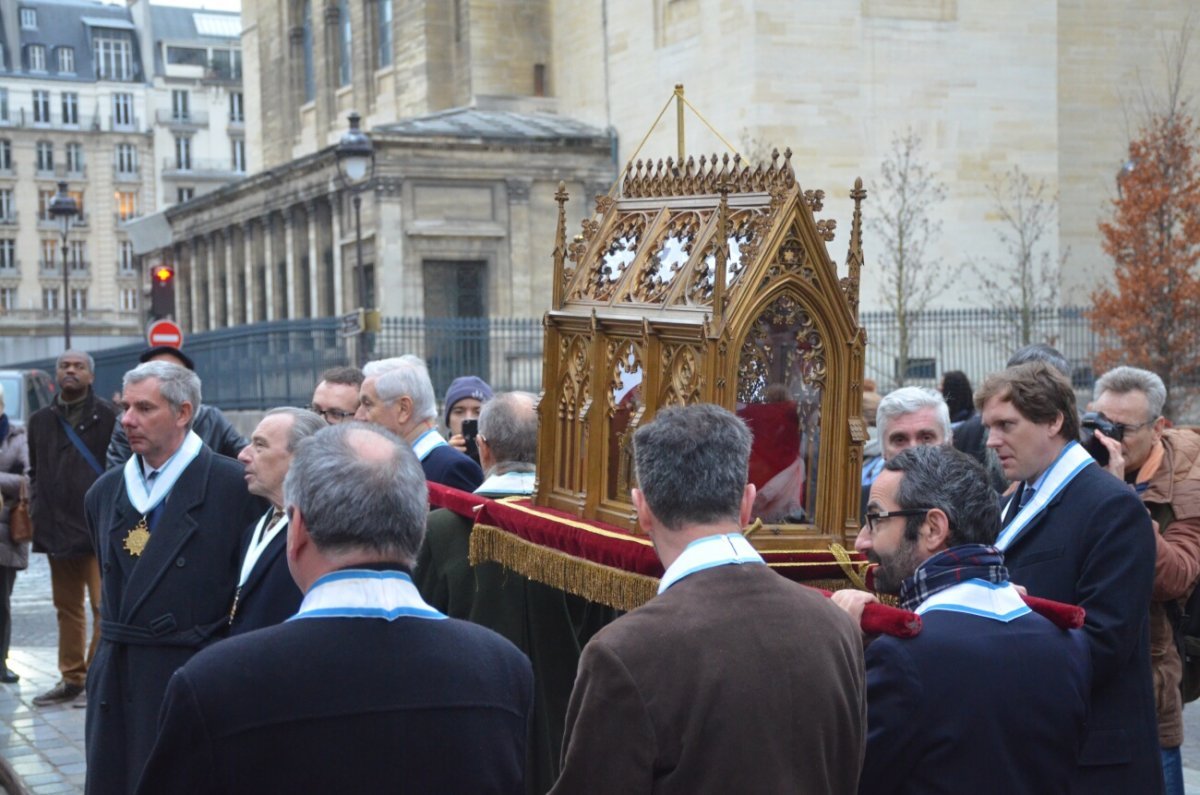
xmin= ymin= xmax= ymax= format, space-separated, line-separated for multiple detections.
xmin=469 ymin=523 xmax=660 ymax=612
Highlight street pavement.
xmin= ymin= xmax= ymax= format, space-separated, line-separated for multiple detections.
xmin=5 ymin=554 xmax=1200 ymax=792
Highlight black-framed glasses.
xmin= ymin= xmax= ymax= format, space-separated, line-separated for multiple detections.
xmin=1112 ymin=419 xmax=1153 ymax=436
xmin=865 ymin=508 xmax=932 ymax=533
xmin=310 ymin=406 xmax=356 ymax=423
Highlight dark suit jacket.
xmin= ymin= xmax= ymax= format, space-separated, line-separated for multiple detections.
xmin=421 ymin=444 xmax=483 ymax=492
xmin=1003 ymin=463 xmax=1162 ymax=794
xmin=860 ymin=609 xmax=1092 ymax=795
xmin=136 ymin=611 xmax=534 ymax=794
xmin=84 ymin=446 xmax=264 ymax=795
xmin=551 ymin=564 xmax=866 ymax=794
xmin=228 ymin=513 xmax=303 ymax=636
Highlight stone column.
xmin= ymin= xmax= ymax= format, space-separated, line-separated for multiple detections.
xmin=243 ymin=221 xmax=255 ymax=324
xmin=225 ymin=228 xmax=237 ymax=325
xmin=306 ymin=199 xmax=320 ymax=317
xmin=283 ymin=207 xmax=297 ymax=319
xmin=263 ymin=213 xmax=276 ymax=322
xmin=504 ymin=178 xmax=532 ymax=317
xmin=330 ymin=192 xmax=344 ymax=314
xmin=176 ymin=242 xmax=191 ymax=332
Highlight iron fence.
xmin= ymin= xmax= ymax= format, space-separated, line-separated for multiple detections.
xmin=5 ymin=308 xmax=1185 ymax=411
xmin=8 ymin=317 xmax=545 ymax=411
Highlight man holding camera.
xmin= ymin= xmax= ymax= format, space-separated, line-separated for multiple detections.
xmin=1088 ymin=366 xmax=1200 ymax=795
xmin=978 ymin=361 xmax=1160 ymax=794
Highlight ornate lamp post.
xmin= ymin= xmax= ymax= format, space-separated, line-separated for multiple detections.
xmin=48 ymin=181 xmax=79 ymax=347
xmin=335 ymin=112 xmax=375 ymax=316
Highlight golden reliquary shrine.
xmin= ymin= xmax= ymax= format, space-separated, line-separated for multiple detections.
xmin=533 ymin=149 xmax=870 ymax=551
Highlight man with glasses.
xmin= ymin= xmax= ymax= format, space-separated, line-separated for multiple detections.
xmin=310 ymin=366 xmax=363 ymax=424
xmin=977 ymin=361 xmax=1160 ymax=793
xmin=1089 ymin=366 xmax=1200 ymax=795
xmin=834 ymin=445 xmax=1091 ymax=794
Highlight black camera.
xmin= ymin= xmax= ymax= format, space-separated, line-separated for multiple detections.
xmin=1080 ymin=411 xmax=1123 ymax=466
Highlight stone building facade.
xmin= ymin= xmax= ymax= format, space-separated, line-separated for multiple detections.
xmin=149 ymin=107 xmax=611 ymax=332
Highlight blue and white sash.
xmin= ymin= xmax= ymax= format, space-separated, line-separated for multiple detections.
xmin=915 ymin=578 xmax=1031 ymax=623
xmin=996 ymin=441 xmax=1093 ymax=551
xmin=658 ymin=533 xmax=765 ymax=594
xmin=412 ymin=428 xmax=450 ymax=462
xmin=122 ymin=431 xmax=203 ymax=515
xmin=289 ymin=569 xmax=446 ymax=621
xmin=476 ymin=471 xmax=536 ymax=496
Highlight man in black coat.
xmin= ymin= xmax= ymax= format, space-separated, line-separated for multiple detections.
xmin=228 ymin=407 xmax=323 ymax=635
xmin=979 ymin=362 xmax=1161 ymax=794
xmin=84 ymin=362 xmax=263 ymax=794
xmin=27 ymin=350 xmax=116 ymax=704
xmin=356 ymin=355 xmax=483 ymax=491
xmin=137 ymin=423 xmax=533 ymax=795
xmin=106 ymin=346 xmax=248 ymax=468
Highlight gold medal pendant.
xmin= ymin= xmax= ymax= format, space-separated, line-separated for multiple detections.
xmin=123 ymin=517 xmax=151 ymax=557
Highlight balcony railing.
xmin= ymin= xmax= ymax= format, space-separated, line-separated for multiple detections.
xmin=38 ymin=214 xmax=89 ymax=230
xmin=0 ymin=263 xmax=19 ymax=278
xmin=108 ymin=115 xmax=141 ymax=132
xmin=155 ymin=108 xmax=209 ymax=127
xmin=160 ymin=157 xmax=239 ymax=179
xmin=1 ymin=108 xmax=99 ymax=131
xmin=0 ymin=213 xmax=16 ymax=226
xmin=114 ymin=168 xmax=141 ymax=182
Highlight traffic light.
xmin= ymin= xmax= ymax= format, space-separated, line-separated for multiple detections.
xmin=150 ymin=265 xmax=175 ymax=319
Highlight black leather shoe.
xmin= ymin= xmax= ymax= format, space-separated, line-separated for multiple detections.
xmin=1 ymin=668 xmax=19 ymax=684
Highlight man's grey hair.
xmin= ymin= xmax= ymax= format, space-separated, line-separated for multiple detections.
xmin=1093 ymin=366 xmax=1167 ymax=420
xmin=877 ymin=387 xmax=951 ymax=447
xmin=477 ymin=392 xmax=538 ymax=465
xmin=362 ymin=355 xmax=436 ymax=422
xmin=264 ymin=407 xmax=326 ymax=452
xmin=57 ymin=349 xmax=94 ymax=372
xmin=123 ymin=362 xmax=201 ymax=431
xmin=884 ymin=445 xmax=1000 ymax=546
xmin=284 ymin=423 xmax=429 ymax=563
xmin=1007 ymin=343 xmax=1070 ymax=377
xmin=633 ymin=404 xmax=751 ymax=532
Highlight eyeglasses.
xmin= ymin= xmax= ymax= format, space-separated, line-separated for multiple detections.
xmin=1112 ymin=419 xmax=1153 ymax=436
xmin=864 ymin=508 xmax=931 ymax=534
xmin=310 ymin=406 xmax=356 ymax=423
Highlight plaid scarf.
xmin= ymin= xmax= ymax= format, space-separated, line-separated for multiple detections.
xmin=899 ymin=544 xmax=1009 ymax=612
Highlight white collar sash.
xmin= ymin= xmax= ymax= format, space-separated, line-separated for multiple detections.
xmin=412 ymin=428 xmax=449 ymax=462
xmin=916 ymin=578 xmax=1032 ymax=623
xmin=122 ymin=431 xmax=203 ymax=515
xmin=476 ymin=470 xmax=536 ymax=495
xmin=238 ymin=509 xmax=288 ymax=586
xmin=658 ymin=533 xmax=764 ymax=594
xmin=996 ymin=441 xmax=1093 ymax=551
xmin=290 ymin=569 xmax=445 ymax=621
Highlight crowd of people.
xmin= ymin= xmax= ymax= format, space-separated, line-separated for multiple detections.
xmin=0 ymin=341 xmax=1193 ymax=794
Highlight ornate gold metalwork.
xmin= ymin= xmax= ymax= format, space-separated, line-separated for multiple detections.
xmin=535 ymin=146 xmax=870 ymax=548
xmin=632 ymin=212 xmax=701 ymax=303
xmin=622 ymin=149 xmax=796 ymax=199
xmin=124 ymin=517 xmax=151 ymax=557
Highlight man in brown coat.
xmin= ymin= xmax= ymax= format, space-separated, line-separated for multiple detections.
xmin=550 ymin=404 xmax=866 ymax=794
xmin=1090 ymin=366 xmax=1200 ymax=794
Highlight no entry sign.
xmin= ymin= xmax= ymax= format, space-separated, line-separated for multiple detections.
xmin=147 ymin=319 xmax=184 ymax=349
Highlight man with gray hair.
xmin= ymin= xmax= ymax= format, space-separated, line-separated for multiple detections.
xmin=137 ymin=423 xmax=534 ymax=793
xmin=1089 ymin=365 xmax=1200 ymax=792
xmin=833 ymin=445 xmax=1091 ymax=794
xmin=83 ymin=361 xmax=264 ymax=795
xmin=552 ymin=404 xmax=865 ymax=793
xmin=356 ymin=355 xmax=483 ymax=491
xmin=229 ymin=407 xmax=325 ymax=635
xmin=417 ymin=391 xmax=539 ymax=616
xmin=861 ymin=386 xmax=952 ymax=515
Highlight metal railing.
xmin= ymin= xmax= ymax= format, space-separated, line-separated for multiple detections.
xmin=6 ymin=308 xmax=1190 ymax=413
xmin=155 ymin=108 xmax=209 ymax=126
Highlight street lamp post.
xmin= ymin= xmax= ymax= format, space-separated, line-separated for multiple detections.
xmin=335 ymin=112 xmax=376 ymax=364
xmin=48 ymin=181 xmax=79 ymax=348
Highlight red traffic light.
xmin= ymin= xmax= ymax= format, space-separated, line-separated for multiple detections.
xmin=153 ymin=266 xmax=174 ymax=283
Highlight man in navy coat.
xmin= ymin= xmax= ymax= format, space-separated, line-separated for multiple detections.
xmin=84 ymin=362 xmax=264 ymax=794
xmin=136 ymin=422 xmax=533 ymax=794
xmin=978 ymin=362 xmax=1161 ymax=793
xmin=356 ymin=355 xmax=483 ymax=491
xmin=835 ymin=445 xmax=1091 ymax=795
xmin=228 ymin=407 xmax=324 ymax=635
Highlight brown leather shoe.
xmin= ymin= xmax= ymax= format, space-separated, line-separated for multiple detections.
xmin=32 ymin=681 xmax=84 ymax=706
